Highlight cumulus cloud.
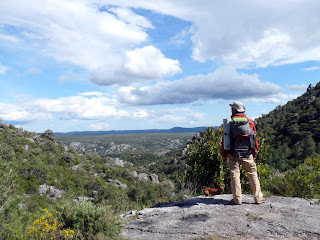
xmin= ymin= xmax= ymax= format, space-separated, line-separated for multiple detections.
xmin=0 ymin=103 xmax=51 ymax=121
xmin=117 ymin=67 xmax=282 ymax=106
xmin=31 ymin=96 xmax=129 ymax=120
xmin=90 ymin=46 xmax=181 ymax=86
xmin=108 ymin=7 xmax=154 ymax=29
xmin=0 ymin=95 xmax=130 ymax=122
xmin=1 ymin=1 xmax=186 ymax=88
xmin=103 ymin=0 xmax=320 ymax=68
xmin=0 ymin=94 xmax=205 ymax=127
xmin=0 ymin=0 xmax=152 ymax=70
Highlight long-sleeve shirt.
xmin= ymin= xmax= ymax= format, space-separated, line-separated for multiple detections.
xmin=221 ymin=113 xmax=259 ymax=158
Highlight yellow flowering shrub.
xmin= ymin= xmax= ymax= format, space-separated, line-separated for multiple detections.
xmin=28 ymin=209 xmax=74 ymax=239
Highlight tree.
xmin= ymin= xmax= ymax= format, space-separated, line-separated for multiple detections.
xmin=183 ymin=127 xmax=227 ymax=191
xmin=302 ymin=135 xmax=316 ymax=159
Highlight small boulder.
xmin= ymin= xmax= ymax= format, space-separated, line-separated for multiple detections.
xmin=149 ymin=174 xmax=159 ymax=184
xmin=137 ymin=173 xmax=149 ymax=181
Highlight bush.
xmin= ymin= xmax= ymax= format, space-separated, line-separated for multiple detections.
xmin=183 ymin=127 xmax=226 ymax=192
xmin=28 ymin=208 xmax=75 ymax=239
xmin=268 ymin=155 xmax=320 ymax=198
xmin=0 ymin=196 xmax=34 ymax=240
xmin=56 ymin=200 xmax=124 ymax=239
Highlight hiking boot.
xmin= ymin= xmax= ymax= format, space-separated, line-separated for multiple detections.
xmin=255 ymin=198 xmax=267 ymax=204
xmin=230 ymin=199 xmax=242 ymax=205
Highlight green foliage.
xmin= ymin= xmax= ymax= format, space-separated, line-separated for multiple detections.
xmin=56 ymin=200 xmax=124 ymax=240
xmin=0 ymin=160 xmax=18 ymax=207
xmin=268 ymin=155 xmax=320 ymax=198
xmin=28 ymin=208 xmax=75 ymax=240
xmin=0 ymin=122 xmax=184 ymax=239
xmin=183 ymin=127 xmax=227 ymax=192
xmin=57 ymin=132 xmax=195 ymax=166
xmin=148 ymin=148 xmax=187 ymax=184
xmin=256 ymin=83 xmax=320 ymax=171
xmin=0 ymin=196 xmax=35 ymax=240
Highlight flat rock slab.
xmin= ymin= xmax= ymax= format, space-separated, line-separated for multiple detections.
xmin=121 ymin=194 xmax=320 ymax=240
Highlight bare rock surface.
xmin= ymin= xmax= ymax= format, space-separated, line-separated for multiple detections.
xmin=121 ymin=194 xmax=320 ymax=240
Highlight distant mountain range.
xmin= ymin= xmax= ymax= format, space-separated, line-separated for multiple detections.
xmin=55 ymin=126 xmax=212 ymax=136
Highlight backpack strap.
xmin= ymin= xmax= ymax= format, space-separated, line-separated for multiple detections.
xmin=232 ymin=117 xmax=248 ymax=123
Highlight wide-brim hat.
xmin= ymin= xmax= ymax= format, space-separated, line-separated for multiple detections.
xmin=229 ymin=101 xmax=245 ymax=113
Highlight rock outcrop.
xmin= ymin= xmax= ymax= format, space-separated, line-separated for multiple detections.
xmin=149 ymin=173 xmax=159 ymax=184
xmin=121 ymin=194 xmax=320 ymax=240
xmin=39 ymin=184 xmax=64 ymax=200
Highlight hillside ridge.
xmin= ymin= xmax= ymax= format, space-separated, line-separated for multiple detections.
xmin=54 ymin=126 xmax=210 ymax=136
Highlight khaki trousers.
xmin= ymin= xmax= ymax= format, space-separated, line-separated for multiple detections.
xmin=228 ymin=154 xmax=263 ymax=204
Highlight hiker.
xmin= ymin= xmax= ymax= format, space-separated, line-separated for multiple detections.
xmin=221 ymin=101 xmax=266 ymax=205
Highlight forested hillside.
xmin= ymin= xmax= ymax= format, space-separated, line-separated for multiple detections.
xmin=256 ymin=83 xmax=320 ymax=171
xmin=0 ymin=121 xmax=179 ymax=239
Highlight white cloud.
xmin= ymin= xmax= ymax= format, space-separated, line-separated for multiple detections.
xmin=302 ymin=66 xmax=320 ymax=71
xmin=125 ymin=46 xmax=181 ymax=79
xmin=0 ymin=103 xmax=51 ymax=121
xmin=133 ymin=110 xmax=148 ymax=118
xmin=117 ymin=67 xmax=282 ymax=106
xmin=1 ymin=0 xmax=320 ymax=79
xmin=102 ymin=0 xmax=320 ymax=68
xmin=171 ymin=26 xmax=195 ymax=45
xmin=31 ymin=96 xmax=129 ymax=120
xmin=247 ymin=93 xmax=299 ymax=104
xmin=78 ymin=92 xmax=107 ymax=97
xmin=147 ymin=108 xmax=205 ymax=125
xmin=90 ymin=122 xmax=111 ymax=130
xmin=225 ymin=29 xmax=294 ymax=68
xmin=90 ymin=46 xmax=181 ymax=86
xmin=0 ymin=93 xmax=205 ymax=127
xmin=0 ymin=63 xmax=8 ymax=74
xmin=0 ymin=33 xmax=19 ymax=42
xmin=108 ymin=7 xmax=154 ymax=29
xmin=159 ymin=114 xmax=186 ymax=123
xmin=286 ymin=84 xmax=307 ymax=92
xmin=0 ymin=0 xmax=152 ymax=71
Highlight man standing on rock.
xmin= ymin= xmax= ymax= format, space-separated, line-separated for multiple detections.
xmin=221 ymin=101 xmax=266 ymax=205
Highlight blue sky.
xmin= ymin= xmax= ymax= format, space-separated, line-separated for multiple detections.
xmin=0 ymin=0 xmax=318 ymax=132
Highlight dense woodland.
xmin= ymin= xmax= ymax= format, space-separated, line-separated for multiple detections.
xmin=256 ymin=82 xmax=320 ymax=171
xmin=0 ymin=83 xmax=320 ymax=239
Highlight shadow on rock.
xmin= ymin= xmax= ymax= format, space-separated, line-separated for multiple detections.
xmin=158 ymin=197 xmax=231 ymax=208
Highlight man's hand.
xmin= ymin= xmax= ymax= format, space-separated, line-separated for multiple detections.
xmin=222 ymin=156 xmax=228 ymax=164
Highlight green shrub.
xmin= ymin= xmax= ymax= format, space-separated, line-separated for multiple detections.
xmin=0 ymin=196 xmax=35 ymax=240
xmin=268 ymin=155 xmax=320 ymax=198
xmin=183 ymin=127 xmax=226 ymax=191
xmin=28 ymin=208 xmax=75 ymax=240
xmin=56 ymin=200 xmax=124 ymax=239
